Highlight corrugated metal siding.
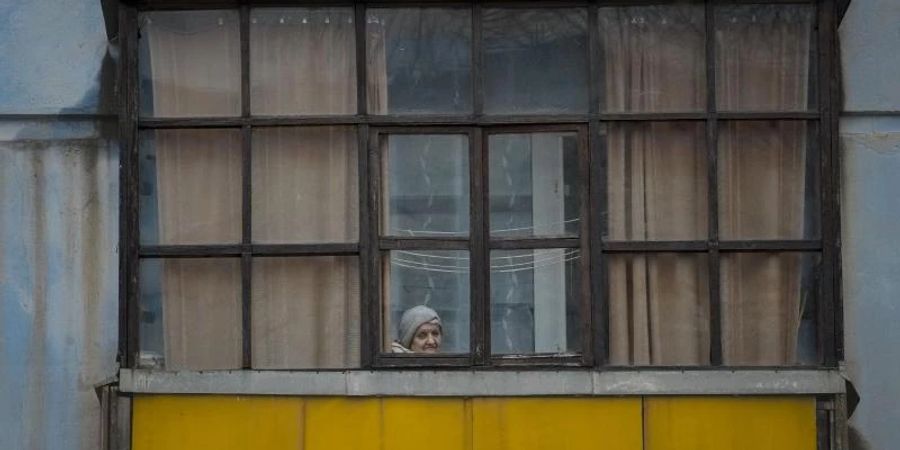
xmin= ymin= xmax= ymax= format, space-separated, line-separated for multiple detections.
xmin=0 ymin=121 xmax=119 ymax=450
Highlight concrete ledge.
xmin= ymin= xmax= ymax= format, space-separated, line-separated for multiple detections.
xmin=119 ymin=369 xmax=846 ymax=396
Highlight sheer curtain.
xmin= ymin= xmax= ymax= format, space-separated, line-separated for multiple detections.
xmin=603 ymin=5 xmax=814 ymax=365
xmin=144 ymin=8 xmax=360 ymax=369
xmin=716 ymin=5 xmax=815 ymax=365
xmin=606 ymin=123 xmax=710 ymax=366
xmin=601 ymin=6 xmax=709 ymax=365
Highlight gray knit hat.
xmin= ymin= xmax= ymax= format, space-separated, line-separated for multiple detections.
xmin=397 ymin=305 xmax=442 ymax=349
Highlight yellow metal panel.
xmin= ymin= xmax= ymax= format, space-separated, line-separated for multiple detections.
xmin=472 ymin=397 xmax=643 ymax=450
xmin=644 ymin=396 xmax=816 ymax=450
xmin=304 ymin=397 xmax=382 ymax=450
xmin=382 ymin=398 xmax=471 ymax=450
xmin=132 ymin=395 xmax=304 ymax=450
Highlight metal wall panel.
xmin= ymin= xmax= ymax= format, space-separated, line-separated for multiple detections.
xmin=0 ymin=119 xmax=119 ymax=450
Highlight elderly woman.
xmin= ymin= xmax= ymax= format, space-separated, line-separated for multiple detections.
xmin=391 ymin=305 xmax=442 ymax=353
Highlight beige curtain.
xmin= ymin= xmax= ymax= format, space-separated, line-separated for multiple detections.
xmin=601 ymin=7 xmax=709 ymax=365
xmin=251 ymin=127 xmax=358 ymax=243
xmin=249 ymin=8 xmax=356 ymax=115
xmin=252 ymin=257 xmax=360 ymax=368
xmin=600 ymin=6 xmax=706 ymax=112
xmin=606 ymin=123 xmax=709 ymax=365
xmin=162 ymin=259 xmax=242 ymax=370
xmin=366 ymin=15 xmax=389 ymax=114
xmin=715 ymin=5 xmax=813 ymax=111
xmin=146 ymin=9 xmax=360 ymax=369
xmin=144 ymin=11 xmax=241 ymax=117
xmin=604 ymin=5 xmax=813 ymax=365
xmin=716 ymin=5 xmax=813 ymax=365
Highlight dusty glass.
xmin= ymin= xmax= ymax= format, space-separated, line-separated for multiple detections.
xmin=598 ymin=5 xmax=706 ymax=112
xmin=718 ymin=121 xmax=819 ymax=240
xmin=252 ymin=127 xmax=358 ymax=243
xmin=138 ymin=258 xmax=242 ymax=370
xmin=139 ymin=129 xmax=242 ymax=245
xmin=607 ymin=253 xmax=709 ymax=366
xmin=139 ymin=10 xmax=241 ymax=117
xmin=250 ymin=8 xmax=357 ymax=115
xmin=606 ymin=122 xmax=708 ymax=241
xmin=382 ymin=134 xmax=470 ymax=237
xmin=483 ymin=8 xmax=589 ymax=114
xmin=252 ymin=256 xmax=360 ymax=369
xmin=721 ymin=252 xmax=819 ymax=366
xmin=367 ymin=8 xmax=472 ymax=114
xmin=489 ymin=132 xmax=580 ymax=238
xmin=715 ymin=4 xmax=816 ymax=111
xmin=490 ymin=249 xmax=582 ymax=355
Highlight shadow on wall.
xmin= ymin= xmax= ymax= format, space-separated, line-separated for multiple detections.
xmin=849 ymin=426 xmax=873 ymax=450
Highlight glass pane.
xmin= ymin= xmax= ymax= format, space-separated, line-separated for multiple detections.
xmin=483 ymin=8 xmax=589 ymax=114
xmin=606 ymin=122 xmax=708 ymax=241
xmin=721 ymin=252 xmax=820 ymax=366
xmin=383 ymin=250 xmax=469 ymax=354
xmin=718 ymin=121 xmax=819 ymax=240
xmin=489 ymin=132 xmax=580 ymax=238
xmin=715 ymin=5 xmax=816 ymax=111
xmin=608 ymin=253 xmax=709 ymax=366
xmin=599 ymin=5 xmax=706 ymax=113
xmin=250 ymin=8 xmax=357 ymax=115
xmin=491 ymin=249 xmax=582 ymax=355
xmin=252 ymin=127 xmax=358 ymax=243
xmin=252 ymin=257 xmax=360 ymax=369
xmin=139 ymin=11 xmax=241 ymax=117
xmin=138 ymin=258 xmax=241 ymax=370
xmin=367 ymin=8 xmax=472 ymax=114
xmin=139 ymin=129 xmax=242 ymax=245
xmin=383 ymin=134 xmax=469 ymax=237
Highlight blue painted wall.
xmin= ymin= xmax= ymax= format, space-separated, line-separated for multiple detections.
xmin=0 ymin=1 xmax=119 ymax=450
xmin=840 ymin=0 xmax=900 ymax=449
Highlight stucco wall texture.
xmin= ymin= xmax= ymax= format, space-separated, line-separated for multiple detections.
xmin=0 ymin=1 xmax=119 ymax=450
xmin=840 ymin=0 xmax=900 ymax=449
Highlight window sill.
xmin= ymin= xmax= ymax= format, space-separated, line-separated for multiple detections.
xmin=118 ymin=368 xmax=845 ymax=396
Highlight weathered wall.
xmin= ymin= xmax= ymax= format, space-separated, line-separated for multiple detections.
xmin=0 ymin=1 xmax=119 ymax=450
xmin=839 ymin=0 xmax=900 ymax=449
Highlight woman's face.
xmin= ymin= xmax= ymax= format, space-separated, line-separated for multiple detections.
xmin=410 ymin=322 xmax=442 ymax=353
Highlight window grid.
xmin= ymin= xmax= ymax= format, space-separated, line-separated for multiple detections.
xmin=121 ymin=0 xmax=839 ymax=370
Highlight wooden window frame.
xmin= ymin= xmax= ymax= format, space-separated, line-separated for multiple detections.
xmin=118 ymin=0 xmax=842 ymax=371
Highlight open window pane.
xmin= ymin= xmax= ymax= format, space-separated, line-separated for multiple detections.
xmin=483 ymin=8 xmax=589 ymax=114
xmin=491 ymin=249 xmax=582 ymax=355
xmin=367 ymin=8 xmax=472 ymax=114
xmin=383 ymin=134 xmax=469 ymax=237
xmin=382 ymin=250 xmax=470 ymax=354
xmin=489 ymin=132 xmax=580 ymax=238
xmin=716 ymin=4 xmax=816 ymax=111
xmin=608 ymin=253 xmax=710 ymax=366
xmin=138 ymin=258 xmax=242 ymax=370
xmin=139 ymin=129 xmax=242 ymax=245
xmin=718 ymin=121 xmax=819 ymax=240
xmin=721 ymin=252 xmax=819 ymax=366
xmin=252 ymin=256 xmax=360 ymax=369
xmin=599 ymin=5 xmax=706 ymax=113
xmin=139 ymin=10 xmax=241 ymax=117
xmin=250 ymin=8 xmax=357 ymax=115
xmin=606 ymin=122 xmax=708 ymax=241
xmin=252 ymin=127 xmax=358 ymax=244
